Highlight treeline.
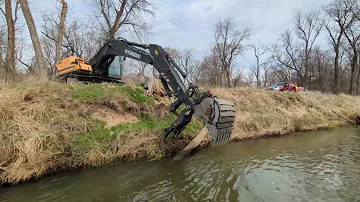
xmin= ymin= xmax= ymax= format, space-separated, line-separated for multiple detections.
xmin=0 ymin=0 xmax=154 ymax=82
xmin=168 ymin=0 xmax=360 ymax=95
xmin=1 ymin=0 xmax=360 ymax=95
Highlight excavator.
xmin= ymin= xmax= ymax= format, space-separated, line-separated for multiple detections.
xmin=55 ymin=38 xmax=236 ymax=146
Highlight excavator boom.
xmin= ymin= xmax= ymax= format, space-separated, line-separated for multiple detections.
xmin=56 ymin=38 xmax=236 ymax=146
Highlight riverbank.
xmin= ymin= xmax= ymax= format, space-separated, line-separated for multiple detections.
xmin=1 ymin=82 xmax=360 ymax=185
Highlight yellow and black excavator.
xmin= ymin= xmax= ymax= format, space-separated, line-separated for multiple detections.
xmin=55 ymin=38 xmax=236 ymax=146
xmin=56 ymin=55 xmax=123 ymax=83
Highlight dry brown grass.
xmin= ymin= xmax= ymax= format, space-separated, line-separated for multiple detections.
xmin=212 ymin=88 xmax=360 ymax=141
xmin=0 ymin=82 xmax=98 ymax=184
xmin=0 ymin=82 xmax=193 ymax=185
xmin=1 ymin=82 xmax=360 ymax=185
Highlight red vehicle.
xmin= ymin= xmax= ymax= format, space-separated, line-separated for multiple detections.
xmin=267 ymin=82 xmax=304 ymax=92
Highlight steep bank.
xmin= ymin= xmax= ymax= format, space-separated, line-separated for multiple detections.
xmin=213 ymin=88 xmax=360 ymax=140
xmin=1 ymin=82 xmax=360 ymax=185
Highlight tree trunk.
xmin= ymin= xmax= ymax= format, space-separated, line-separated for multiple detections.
xmin=297 ymin=70 xmax=304 ymax=87
xmin=109 ymin=28 xmax=116 ymax=39
xmin=4 ymin=0 xmax=16 ymax=83
xmin=317 ymin=63 xmax=324 ymax=93
xmin=256 ymin=56 xmax=260 ymax=87
xmin=304 ymin=46 xmax=309 ymax=90
xmin=263 ymin=69 xmax=268 ymax=87
xmin=356 ymin=56 xmax=360 ymax=95
xmin=334 ymin=46 xmax=340 ymax=94
xmin=225 ymin=67 xmax=231 ymax=88
xmin=55 ymin=0 xmax=68 ymax=64
xmin=349 ymin=49 xmax=357 ymax=95
xmin=19 ymin=0 xmax=47 ymax=81
xmin=318 ymin=71 xmax=323 ymax=93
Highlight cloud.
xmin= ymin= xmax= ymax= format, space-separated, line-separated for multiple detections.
xmin=24 ymin=0 xmax=333 ymax=65
xmin=152 ymin=20 xmax=179 ymax=34
xmin=148 ymin=0 xmax=333 ymax=64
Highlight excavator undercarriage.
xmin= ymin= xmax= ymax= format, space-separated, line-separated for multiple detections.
xmin=56 ymin=38 xmax=236 ymax=146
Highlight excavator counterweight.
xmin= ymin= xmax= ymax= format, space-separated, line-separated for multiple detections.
xmin=56 ymin=56 xmax=92 ymax=75
xmin=55 ymin=38 xmax=236 ymax=146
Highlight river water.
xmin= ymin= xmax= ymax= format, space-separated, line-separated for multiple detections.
xmin=1 ymin=127 xmax=360 ymax=202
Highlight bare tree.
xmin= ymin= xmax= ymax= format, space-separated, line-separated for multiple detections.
xmin=213 ymin=17 xmax=250 ymax=87
xmin=164 ymin=47 xmax=180 ymax=61
xmin=134 ymin=60 xmax=148 ymax=80
xmin=19 ymin=0 xmax=47 ymax=80
xmin=89 ymin=0 xmax=154 ymax=40
xmin=294 ymin=11 xmax=323 ymax=90
xmin=63 ymin=20 xmax=104 ymax=59
xmin=323 ymin=0 xmax=357 ymax=94
xmin=166 ymin=48 xmax=197 ymax=82
xmin=344 ymin=27 xmax=360 ymax=94
xmin=178 ymin=49 xmax=196 ymax=80
xmin=262 ymin=63 xmax=270 ymax=87
xmin=262 ymin=62 xmax=279 ymax=87
xmin=0 ymin=16 xmax=6 ymax=81
xmin=0 ymin=27 xmax=5 ymax=69
xmin=40 ymin=0 xmax=69 ymax=77
xmin=189 ymin=60 xmax=201 ymax=84
xmin=55 ymin=0 xmax=68 ymax=64
xmin=1 ymin=0 xmax=20 ymax=83
xmin=342 ymin=0 xmax=360 ymax=94
xmin=198 ymin=50 xmax=223 ymax=87
xmin=232 ymin=68 xmax=247 ymax=87
xmin=272 ymin=30 xmax=304 ymax=84
xmin=309 ymin=47 xmax=332 ymax=92
xmin=249 ymin=43 xmax=269 ymax=87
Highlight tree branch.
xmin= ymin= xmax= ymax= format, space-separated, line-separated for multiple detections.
xmin=0 ymin=5 xmax=5 ymax=16
xmin=14 ymin=0 xmax=19 ymax=22
xmin=99 ymin=0 xmax=112 ymax=29
xmin=16 ymin=56 xmax=31 ymax=69
xmin=113 ymin=0 xmax=128 ymax=30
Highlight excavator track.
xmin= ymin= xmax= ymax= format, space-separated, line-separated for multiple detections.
xmin=195 ymin=98 xmax=236 ymax=147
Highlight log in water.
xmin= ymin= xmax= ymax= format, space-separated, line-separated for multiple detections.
xmin=1 ymin=126 xmax=360 ymax=202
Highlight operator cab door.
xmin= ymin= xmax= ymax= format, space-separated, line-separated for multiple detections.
xmin=108 ymin=56 xmax=124 ymax=79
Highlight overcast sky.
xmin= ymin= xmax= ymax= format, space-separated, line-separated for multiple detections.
xmin=29 ymin=0 xmax=333 ymax=67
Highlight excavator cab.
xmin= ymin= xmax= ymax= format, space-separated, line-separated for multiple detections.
xmin=107 ymin=56 xmax=123 ymax=79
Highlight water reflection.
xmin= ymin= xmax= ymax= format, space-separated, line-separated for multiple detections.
xmin=1 ymin=127 xmax=360 ymax=202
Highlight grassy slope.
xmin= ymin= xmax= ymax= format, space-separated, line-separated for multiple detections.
xmin=1 ymin=82 xmax=360 ymax=185
xmin=0 ymin=82 xmax=203 ymax=185
xmin=213 ymin=88 xmax=360 ymax=140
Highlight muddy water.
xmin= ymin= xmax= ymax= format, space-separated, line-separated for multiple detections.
xmin=1 ymin=127 xmax=360 ymax=202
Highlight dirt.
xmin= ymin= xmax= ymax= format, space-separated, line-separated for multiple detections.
xmin=91 ymin=107 xmax=138 ymax=128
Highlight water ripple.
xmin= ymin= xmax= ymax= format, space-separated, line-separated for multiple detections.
xmin=1 ymin=127 xmax=360 ymax=202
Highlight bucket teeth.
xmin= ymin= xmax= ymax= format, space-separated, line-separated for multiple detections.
xmin=195 ymin=97 xmax=235 ymax=147
xmin=208 ymin=126 xmax=232 ymax=147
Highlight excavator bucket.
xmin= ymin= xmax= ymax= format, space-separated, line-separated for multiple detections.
xmin=194 ymin=97 xmax=236 ymax=147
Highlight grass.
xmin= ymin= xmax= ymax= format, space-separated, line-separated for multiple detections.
xmin=2 ymin=81 xmax=360 ymax=185
xmin=72 ymin=84 xmax=108 ymax=100
xmin=212 ymin=88 xmax=360 ymax=141
xmin=72 ymin=112 xmax=203 ymax=154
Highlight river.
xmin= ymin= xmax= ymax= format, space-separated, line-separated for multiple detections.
xmin=1 ymin=127 xmax=360 ymax=202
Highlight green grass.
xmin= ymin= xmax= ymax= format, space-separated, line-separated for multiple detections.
xmin=72 ymin=84 xmax=107 ymax=100
xmin=71 ymin=83 xmax=153 ymax=105
xmin=123 ymin=87 xmax=154 ymax=104
xmin=72 ymin=112 xmax=203 ymax=151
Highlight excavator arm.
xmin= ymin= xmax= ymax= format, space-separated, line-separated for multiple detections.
xmin=87 ymin=38 xmax=236 ymax=146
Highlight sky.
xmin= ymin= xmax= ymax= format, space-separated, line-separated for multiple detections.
xmin=25 ymin=0 xmax=334 ymax=68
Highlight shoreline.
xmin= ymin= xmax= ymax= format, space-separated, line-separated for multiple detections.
xmin=1 ymin=82 xmax=360 ymax=185
xmin=1 ymin=123 xmax=355 ymax=187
